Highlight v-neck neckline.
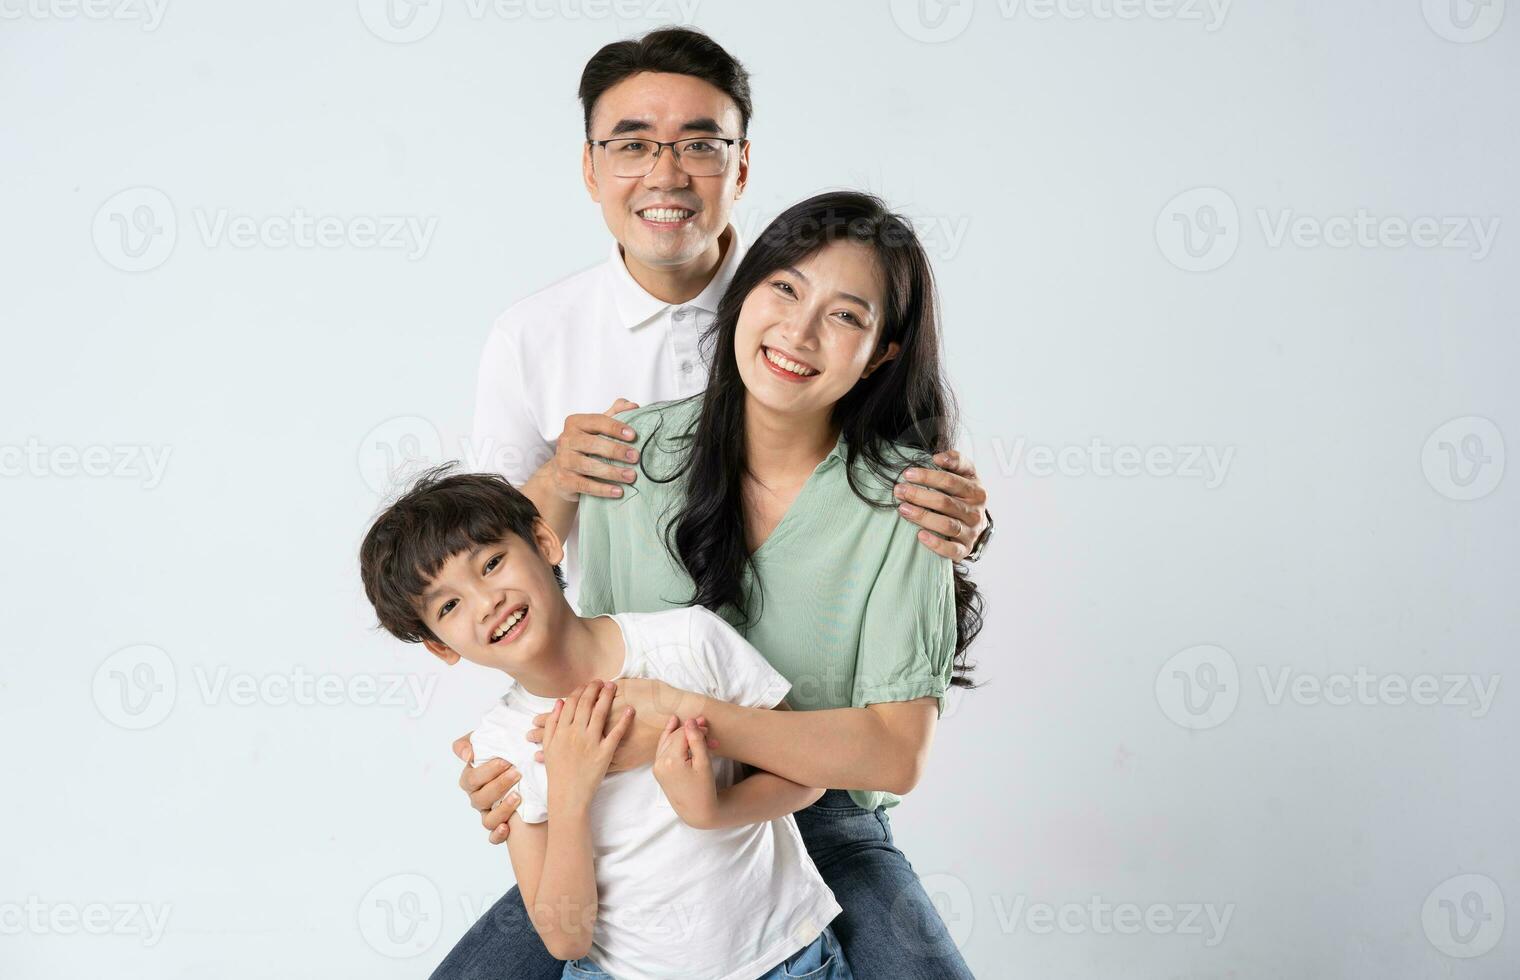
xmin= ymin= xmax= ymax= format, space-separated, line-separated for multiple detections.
xmin=746 ymin=436 xmax=848 ymax=561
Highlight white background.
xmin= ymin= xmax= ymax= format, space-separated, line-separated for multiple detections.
xmin=2 ymin=1 xmax=1517 ymax=977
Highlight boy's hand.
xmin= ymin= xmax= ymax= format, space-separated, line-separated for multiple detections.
xmin=548 ymin=398 xmax=642 ymax=501
xmin=526 ymin=677 xmax=716 ymax=771
xmin=542 ymin=680 xmax=635 ymax=812
xmin=652 ymin=717 xmax=719 ymax=829
xmin=453 ymin=734 xmax=523 ymax=846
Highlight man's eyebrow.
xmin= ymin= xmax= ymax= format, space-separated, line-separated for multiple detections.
xmin=780 ymin=266 xmax=876 ymax=315
xmin=607 ymin=118 xmax=654 ymax=137
xmin=604 ymin=117 xmax=725 ymax=137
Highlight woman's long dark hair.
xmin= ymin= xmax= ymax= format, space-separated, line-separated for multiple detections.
xmin=641 ymin=191 xmax=984 ymax=687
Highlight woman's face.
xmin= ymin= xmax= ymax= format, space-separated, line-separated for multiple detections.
xmin=733 ymin=240 xmax=900 ymax=420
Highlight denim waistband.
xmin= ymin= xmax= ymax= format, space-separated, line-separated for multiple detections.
xmin=810 ymin=789 xmax=866 ymax=810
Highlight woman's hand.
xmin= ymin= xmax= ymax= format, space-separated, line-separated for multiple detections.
xmin=894 ymin=450 xmax=990 ymax=560
xmin=652 ymin=716 xmax=719 ymax=829
xmin=453 ymin=734 xmax=524 ymax=846
xmin=542 ymin=681 xmax=635 ymax=812
xmin=526 ymin=677 xmax=716 ymax=772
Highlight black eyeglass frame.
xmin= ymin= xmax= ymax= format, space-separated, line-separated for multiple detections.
xmin=585 ymin=136 xmax=749 ymax=176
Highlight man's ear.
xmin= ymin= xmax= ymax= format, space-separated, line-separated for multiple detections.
xmin=861 ymin=340 xmax=901 ymax=379
xmin=582 ymin=141 xmax=601 ymax=202
xmin=733 ymin=139 xmax=751 ymax=201
xmin=423 ymin=639 xmax=460 ymax=666
xmin=533 ymin=516 xmax=565 ymax=566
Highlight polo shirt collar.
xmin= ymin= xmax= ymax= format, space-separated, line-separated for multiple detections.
xmin=608 ymin=224 xmax=746 ymax=331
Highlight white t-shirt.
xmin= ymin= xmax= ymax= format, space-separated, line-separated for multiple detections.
xmin=470 ymin=606 xmax=841 ymax=980
xmin=469 ymin=227 xmax=746 ymax=598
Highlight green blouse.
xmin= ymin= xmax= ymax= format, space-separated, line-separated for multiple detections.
xmin=576 ymin=396 xmax=958 ymax=811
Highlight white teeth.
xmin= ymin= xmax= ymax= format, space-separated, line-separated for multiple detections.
xmin=491 ymin=608 xmax=526 ymax=641
xmin=639 ymin=207 xmax=694 ymax=223
xmin=764 ymin=347 xmax=818 ymax=377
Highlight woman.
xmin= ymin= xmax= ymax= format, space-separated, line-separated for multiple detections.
xmin=441 ymin=192 xmax=985 ymax=979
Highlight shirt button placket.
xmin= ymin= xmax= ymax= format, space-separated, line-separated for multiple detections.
xmin=670 ymin=307 xmax=701 ymax=395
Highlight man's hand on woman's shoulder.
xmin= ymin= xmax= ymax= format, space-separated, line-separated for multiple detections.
xmin=547 ymin=397 xmax=644 ymax=501
xmin=893 ymin=449 xmax=990 ymax=561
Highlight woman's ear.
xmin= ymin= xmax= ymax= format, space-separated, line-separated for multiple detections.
xmin=423 ymin=639 xmax=460 ymax=666
xmin=861 ymin=340 xmax=902 ymax=379
xmin=534 ymin=516 xmax=565 ymax=566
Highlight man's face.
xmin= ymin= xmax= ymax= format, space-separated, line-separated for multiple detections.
xmin=582 ymin=71 xmax=749 ymax=273
xmin=418 ymin=524 xmax=568 ymax=672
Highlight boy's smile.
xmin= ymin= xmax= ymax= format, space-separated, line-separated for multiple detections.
xmin=487 ymin=603 xmax=530 ymax=645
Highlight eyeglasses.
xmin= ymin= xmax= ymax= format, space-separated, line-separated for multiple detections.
xmin=587 ymin=136 xmax=746 ymax=178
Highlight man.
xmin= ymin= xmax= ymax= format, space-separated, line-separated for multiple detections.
xmin=469 ymin=27 xmax=990 ymax=583
xmin=443 ymin=26 xmax=989 ymax=979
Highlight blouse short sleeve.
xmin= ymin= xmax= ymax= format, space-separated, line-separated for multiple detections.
xmin=851 ymin=517 xmax=958 ymax=718
xmin=572 ymin=407 xmax=647 ymax=618
xmin=575 ymin=492 xmax=616 ymax=618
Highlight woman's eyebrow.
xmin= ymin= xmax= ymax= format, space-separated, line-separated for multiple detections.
xmin=781 ymin=265 xmax=875 ymax=313
xmin=836 ymin=291 xmax=875 ymax=313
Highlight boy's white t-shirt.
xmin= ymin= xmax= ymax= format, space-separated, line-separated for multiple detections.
xmin=469 ymin=606 xmax=841 ymax=980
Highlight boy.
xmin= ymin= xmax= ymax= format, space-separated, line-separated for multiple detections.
xmin=359 ymin=465 xmax=852 ymax=980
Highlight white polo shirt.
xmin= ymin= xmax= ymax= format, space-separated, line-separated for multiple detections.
xmin=471 ymin=227 xmax=745 ymax=487
xmin=471 ymin=228 xmax=745 ymax=595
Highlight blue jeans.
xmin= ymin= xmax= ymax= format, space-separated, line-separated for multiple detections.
xmin=561 ymin=925 xmax=852 ymax=979
xmin=430 ymin=790 xmax=974 ymax=980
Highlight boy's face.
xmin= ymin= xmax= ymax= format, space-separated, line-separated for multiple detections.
xmin=581 ymin=70 xmax=749 ymax=275
xmin=418 ymin=520 xmax=568 ymax=672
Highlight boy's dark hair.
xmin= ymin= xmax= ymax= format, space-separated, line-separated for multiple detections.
xmin=359 ymin=464 xmax=566 ymax=645
xmin=578 ymin=26 xmax=752 ymax=138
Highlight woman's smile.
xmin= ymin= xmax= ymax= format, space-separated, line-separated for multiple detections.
xmin=759 ymin=345 xmax=821 ymax=383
